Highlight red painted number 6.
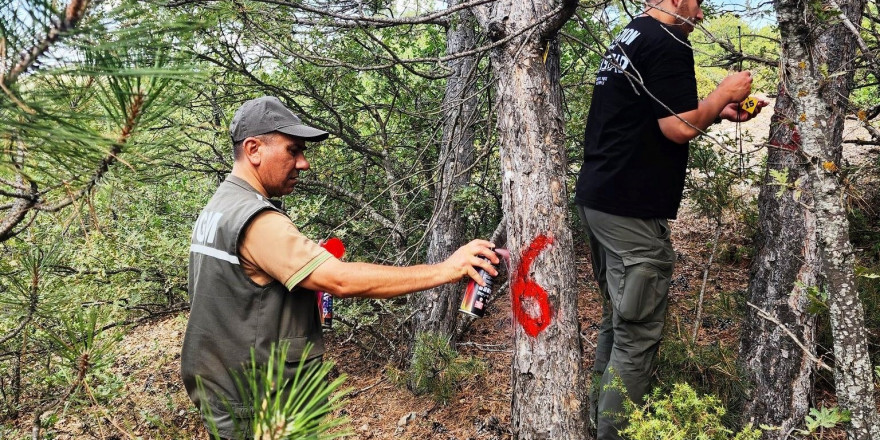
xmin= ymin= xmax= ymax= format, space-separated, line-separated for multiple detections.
xmin=512 ymin=235 xmax=554 ymax=337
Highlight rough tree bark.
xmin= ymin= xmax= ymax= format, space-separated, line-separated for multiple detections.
xmin=741 ymin=0 xmax=879 ymax=437
xmin=411 ymin=1 xmax=480 ymax=340
xmin=739 ymin=89 xmax=819 ymax=438
xmin=472 ymin=2 xmax=587 ymax=438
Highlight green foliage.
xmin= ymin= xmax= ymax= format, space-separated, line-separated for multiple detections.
xmin=43 ymin=308 xmax=121 ymax=381
xmin=857 ymin=268 xmax=880 ymax=279
xmin=794 ymin=282 xmax=830 ymax=315
xmin=655 ymin=337 xmax=749 ymax=427
xmin=199 ymin=342 xmax=350 ymax=440
xmin=686 ymin=136 xmax=757 ymax=222
xmin=807 ymin=0 xmax=839 ymax=24
xmin=621 ymin=383 xmax=762 ymax=440
xmin=691 ymin=15 xmax=778 ymax=97
xmin=795 ymin=406 xmax=851 ymax=438
xmin=685 ymin=135 xmax=760 ymax=264
xmin=768 ymin=167 xmax=806 ymax=201
xmin=1 ymin=0 xmax=199 ymax=192
xmin=397 ymin=332 xmax=486 ymax=404
xmin=0 ymin=2 xmax=201 ymax=433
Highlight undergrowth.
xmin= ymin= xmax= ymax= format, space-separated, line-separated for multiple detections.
xmin=622 ymin=383 xmax=761 ymax=440
xmin=389 ymin=332 xmax=486 ymax=404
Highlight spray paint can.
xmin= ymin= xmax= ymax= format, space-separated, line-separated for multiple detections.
xmin=459 ymin=257 xmax=496 ymax=318
xmin=320 ymin=292 xmax=333 ymax=329
xmin=318 ymin=237 xmax=345 ymax=330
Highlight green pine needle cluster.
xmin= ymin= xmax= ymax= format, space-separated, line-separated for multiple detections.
xmin=199 ymin=342 xmax=350 ymax=440
xmin=401 ymin=332 xmax=486 ymax=404
xmin=621 ymin=383 xmax=762 ymax=440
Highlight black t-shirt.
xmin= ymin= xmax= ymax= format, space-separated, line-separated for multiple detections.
xmin=574 ymin=16 xmax=699 ymax=219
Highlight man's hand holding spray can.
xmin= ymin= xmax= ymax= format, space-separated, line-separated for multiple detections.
xmin=459 ymin=248 xmax=510 ymax=317
xmin=318 ymin=237 xmax=346 ymax=329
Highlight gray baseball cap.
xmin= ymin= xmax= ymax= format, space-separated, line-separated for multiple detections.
xmin=229 ymin=96 xmax=329 ymax=143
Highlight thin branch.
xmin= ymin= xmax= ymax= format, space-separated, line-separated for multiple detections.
xmin=298 ymin=180 xmax=399 ymax=232
xmin=177 ymin=0 xmax=498 ymax=27
xmin=746 ymin=301 xmax=833 ymax=372
xmin=347 ymin=377 xmax=385 ymax=397
xmin=255 ymin=2 xmax=565 ymax=74
xmin=692 ymin=222 xmax=722 ymax=342
xmin=455 ymin=341 xmax=512 ymax=353
xmin=826 ymin=0 xmax=880 ymax=75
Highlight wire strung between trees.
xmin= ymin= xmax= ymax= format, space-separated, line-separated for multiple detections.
xmin=737 ymin=25 xmax=746 ymax=177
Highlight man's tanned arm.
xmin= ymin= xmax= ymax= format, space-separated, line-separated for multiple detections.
xmin=299 ymin=239 xmax=499 ymax=299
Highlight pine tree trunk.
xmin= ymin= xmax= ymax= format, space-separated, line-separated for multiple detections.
xmin=474 ymin=2 xmax=587 ymax=438
xmin=411 ymin=2 xmax=479 ymax=340
xmin=742 ymin=0 xmax=879 ymax=436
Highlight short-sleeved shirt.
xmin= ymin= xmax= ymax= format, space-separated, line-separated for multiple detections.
xmin=574 ymin=16 xmax=699 ymax=220
xmin=239 ymin=210 xmax=331 ymax=288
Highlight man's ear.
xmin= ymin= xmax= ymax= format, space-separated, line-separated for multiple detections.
xmin=241 ymin=137 xmax=263 ymax=166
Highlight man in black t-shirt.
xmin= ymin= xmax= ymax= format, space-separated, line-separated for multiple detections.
xmin=574 ymin=0 xmax=767 ymax=438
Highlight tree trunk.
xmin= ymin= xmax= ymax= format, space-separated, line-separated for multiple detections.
xmin=411 ymin=2 xmax=480 ymax=340
xmin=474 ymin=2 xmax=587 ymax=438
xmin=742 ymin=0 xmax=879 ymax=436
xmin=739 ymin=88 xmax=818 ymax=437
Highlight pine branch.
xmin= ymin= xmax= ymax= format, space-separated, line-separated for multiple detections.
xmin=35 ymin=92 xmax=145 ymax=213
xmin=2 ymin=0 xmax=90 ymax=86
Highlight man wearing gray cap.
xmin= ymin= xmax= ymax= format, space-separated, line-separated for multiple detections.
xmin=181 ymin=96 xmax=498 ymax=439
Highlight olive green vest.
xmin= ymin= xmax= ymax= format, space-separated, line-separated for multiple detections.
xmin=181 ymin=175 xmax=324 ymax=438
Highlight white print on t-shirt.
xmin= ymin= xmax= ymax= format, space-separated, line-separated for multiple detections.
xmin=598 ymin=52 xmax=630 ymax=75
xmin=613 ymin=28 xmax=641 ymax=46
xmin=595 ymin=28 xmax=642 ymax=84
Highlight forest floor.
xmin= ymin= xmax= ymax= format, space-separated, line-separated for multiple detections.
xmin=9 ymin=100 xmax=873 ymax=439
xmin=21 ymin=203 xmax=757 ymax=440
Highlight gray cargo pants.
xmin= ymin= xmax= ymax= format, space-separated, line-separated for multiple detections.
xmin=576 ymin=205 xmax=674 ymax=440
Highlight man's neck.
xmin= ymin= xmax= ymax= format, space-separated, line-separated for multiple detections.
xmin=643 ymin=1 xmax=679 ymax=26
xmin=230 ymin=165 xmax=269 ymax=198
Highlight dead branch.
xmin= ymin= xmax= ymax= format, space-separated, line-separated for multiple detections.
xmin=746 ymin=301 xmax=833 ymax=372
xmin=692 ymin=221 xmax=723 ymax=342
xmin=172 ymin=0 xmax=497 ymax=27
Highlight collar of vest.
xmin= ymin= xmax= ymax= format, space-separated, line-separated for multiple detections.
xmin=224 ymin=175 xmax=284 ymax=209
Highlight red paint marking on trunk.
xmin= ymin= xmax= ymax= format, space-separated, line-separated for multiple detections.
xmin=769 ymin=127 xmax=801 ymax=151
xmin=512 ymin=235 xmax=554 ymax=337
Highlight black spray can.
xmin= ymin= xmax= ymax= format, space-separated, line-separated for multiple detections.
xmin=459 ymin=258 xmax=495 ymax=317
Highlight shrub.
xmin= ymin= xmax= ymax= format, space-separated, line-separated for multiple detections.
xmin=655 ymin=337 xmax=749 ymax=427
xmin=621 ymin=383 xmax=762 ymax=440
xmin=399 ymin=332 xmax=486 ymax=404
